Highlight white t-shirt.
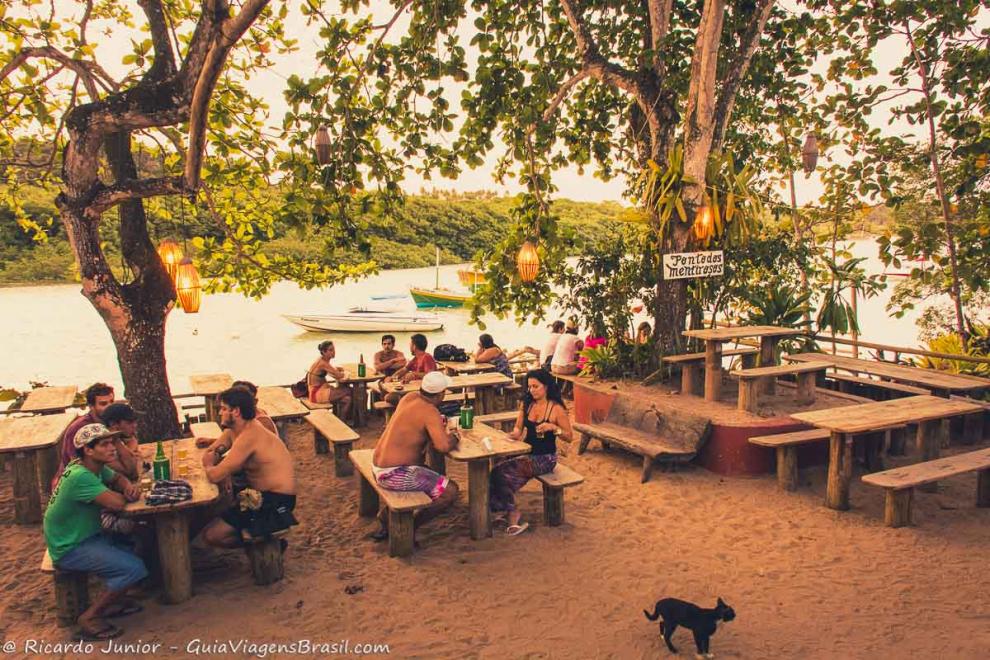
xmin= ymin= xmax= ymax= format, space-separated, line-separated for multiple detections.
xmin=539 ymin=332 xmax=563 ymax=364
xmin=551 ymin=333 xmax=581 ymax=367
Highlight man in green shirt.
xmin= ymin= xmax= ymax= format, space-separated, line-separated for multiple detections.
xmin=44 ymin=423 xmax=146 ymax=641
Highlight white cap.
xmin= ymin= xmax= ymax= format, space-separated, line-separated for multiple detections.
xmin=421 ymin=371 xmax=452 ymax=394
xmin=74 ymin=423 xmax=124 ymax=449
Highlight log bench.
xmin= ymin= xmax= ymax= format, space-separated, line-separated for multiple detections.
xmin=749 ymin=429 xmax=830 ymax=491
xmin=301 ymin=397 xmax=348 ymax=421
xmin=241 ymin=529 xmax=291 ymax=585
xmin=663 ymin=347 xmax=759 ymax=396
xmin=475 ymin=411 xmax=519 ymax=432
xmin=733 ymin=361 xmax=832 ymax=413
xmin=861 ymin=447 xmax=990 ymax=527
xmin=826 ymin=373 xmax=930 ymax=400
xmin=535 ymin=464 xmax=584 ymax=526
xmin=304 ymin=410 xmax=360 ymax=476
xmin=41 ymin=549 xmax=89 ymax=627
xmin=349 ymin=449 xmax=431 ymax=558
xmin=573 ymin=396 xmax=707 ymax=483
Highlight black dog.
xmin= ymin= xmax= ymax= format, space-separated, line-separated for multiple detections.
xmin=644 ymin=597 xmax=735 ymax=658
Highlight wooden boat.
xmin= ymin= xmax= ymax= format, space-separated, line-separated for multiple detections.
xmin=283 ymin=309 xmax=443 ymax=332
xmin=457 ymin=269 xmax=486 ymax=287
xmin=409 ymin=287 xmax=471 ymax=308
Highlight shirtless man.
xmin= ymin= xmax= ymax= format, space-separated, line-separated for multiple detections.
xmin=370 ymin=371 xmax=460 ymax=542
xmin=306 ymin=340 xmax=352 ymax=409
xmin=200 ymin=388 xmax=298 ymax=548
xmin=195 ymin=380 xmax=277 ymax=451
xmin=373 ymin=334 xmax=406 ymax=377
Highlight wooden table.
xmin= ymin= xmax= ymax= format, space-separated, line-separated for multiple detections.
xmin=444 ymin=423 xmax=530 ymax=540
xmin=437 ymin=360 xmax=496 ymax=377
xmin=683 ymin=326 xmax=803 ymax=401
xmin=256 ymin=386 xmax=309 ymax=421
xmin=188 ymin=373 xmax=233 ymax=422
xmin=0 ymin=411 xmax=75 ymax=523
xmin=20 ymin=386 xmax=78 ymax=415
xmin=335 ymin=364 xmax=383 ymax=428
xmin=791 ymin=395 xmax=984 ymax=510
xmin=380 ymin=372 xmax=513 ymax=415
xmin=120 ymin=438 xmax=219 ymax=604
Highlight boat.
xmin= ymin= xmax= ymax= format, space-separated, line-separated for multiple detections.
xmin=282 ymin=309 xmax=443 ymax=332
xmin=409 ymin=287 xmax=472 ymax=308
xmin=457 ymin=268 xmax=486 ymax=287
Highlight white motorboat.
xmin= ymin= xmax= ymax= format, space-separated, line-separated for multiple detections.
xmin=282 ymin=309 xmax=443 ymax=333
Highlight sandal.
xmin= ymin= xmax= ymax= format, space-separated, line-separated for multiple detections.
xmin=506 ymin=522 xmax=530 ymax=536
xmin=75 ymin=621 xmax=123 ymax=641
xmin=103 ymin=600 xmax=143 ymax=619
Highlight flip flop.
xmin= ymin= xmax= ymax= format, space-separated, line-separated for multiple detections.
xmin=75 ymin=621 xmax=123 ymax=641
xmin=104 ymin=600 xmax=143 ymax=618
xmin=506 ymin=522 xmax=529 ymax=536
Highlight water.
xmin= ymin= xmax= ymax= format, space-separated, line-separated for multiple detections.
xmin=0 ymin=243 xmax=929 ymax=393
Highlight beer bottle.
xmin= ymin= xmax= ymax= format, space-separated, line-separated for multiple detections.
xmin=357 ymin=353 xmax=367 ymax=378
xmin=459 ymin=389 xmax=474 ymax=429
xmin=153 ymin=440 xmax=171 ymax=481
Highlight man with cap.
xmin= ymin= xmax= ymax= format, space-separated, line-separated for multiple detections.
xmin=370 ymin=371 xmax=461 ymax=543
xmin=507 ymin=319 xmax=565 ymax=370
xmin=44 ymin=423 xmax=147 ymax=641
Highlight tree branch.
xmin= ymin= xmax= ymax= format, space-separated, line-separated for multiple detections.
xmin=0 ymin=47 xmax=101 ymax=99
xmin=541 ymin=70 xmax=589 ymax=123
xmin=647 ymin=0 xmax=674 ymax=75
xmin=90 ymin=175 xmax=187 ymax=216
xmin=137 ymin=0 xmax=177 ymax=81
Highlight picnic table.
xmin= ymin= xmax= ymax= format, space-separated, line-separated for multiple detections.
xmin=683 ymin=325 xmax=803 ymax=401
xmin=335 ymin=363 xmax=383 ymax=427
xmin=0 ymin=411 xmax=75 ymax=523
xmin=443 ymin=422 xmax=531 ymax=540
xmin=120 ymin=438 xmax=220 ymax=604
xmin=790 ymin=395 xmax=984 ymax=510
xmin=256 ymin=386 xmax=309 ymax=421
xmin=188 ymin=373 xmax=233 ymax=422
xmin=19 ymin=386 xmax=78 ymax=415
xmin=437 ymin=360 xmax=496 ymax=377
xmin=380 ymin=372 xmax=513 ymax=415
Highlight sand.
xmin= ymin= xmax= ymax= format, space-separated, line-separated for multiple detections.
xmin=1 ymin=415 xmax=988 ymax=659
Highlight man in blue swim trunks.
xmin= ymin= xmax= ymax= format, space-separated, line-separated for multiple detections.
xmin=370 ymin=371 xmax=460 ymax=542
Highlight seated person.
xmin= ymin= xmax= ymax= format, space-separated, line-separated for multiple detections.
xmin=101 ymin=403 xmax=141 ymax=481
xmin=635 ymin=321 xmax=652 ymax=344
xmin=200 ymin=387 xmax=298 ymax=547
xmin=196 ymin=381 xmax=278 ymax=487
xmin=492 ymin=369 xmax=573 ymax=535
xmin=370 ymin=371 xmax=460 ymax=542
xmin=550 ymin=319 xmax=584 ymax=376
xmin=381 ymin=333 xmax=438 ymax=405
xmin=373 ymin=334 xmax=407 ymax=377
xmin=44 ymin=423 xmax=146 ymax=641
xmin=306 ymin=340 xmax=352 ymax=410
xmin=474 ymin=333 xmax=513 ymax=378
xmin=54 ymin=382 xmax=115 ymax=488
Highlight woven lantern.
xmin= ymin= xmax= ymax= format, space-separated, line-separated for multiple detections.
xmin=801 ymin=134 xmax=818 ymax=174
xmin=516 ymin=240 xmax=539 ymax=282
xmin=693 ymin=204 xmax=714 ymax=241
xmin=976 ymin=153 xmax=988 ymax=170
xmin=314 ymin=125 xmax=331 ymax=165
xmin=175 ymin=257 xmax=201 ymax=313
xmin=157 ymin=239 xmax=183 ymax=280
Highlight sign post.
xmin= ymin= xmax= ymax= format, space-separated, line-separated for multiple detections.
xmin=661 ymin=250 xmax=724 ymax=280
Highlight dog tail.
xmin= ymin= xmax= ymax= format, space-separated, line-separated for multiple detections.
xmin=643 ymin=603 xmax=661 ymax=621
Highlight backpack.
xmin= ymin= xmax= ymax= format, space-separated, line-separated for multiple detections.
xmin=433 ymin=343 xmax=469 ymax=362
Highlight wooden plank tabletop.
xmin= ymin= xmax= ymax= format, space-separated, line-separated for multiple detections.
xmin=683 ymin=325 xmax=804 ymax=341
xmin=790 ymin=395 xmax=984 ymax=434
xmin=0 ymin=411 xmax=75 ymax=453
xmin=188 ymin=373 xmax=233 ymax=395
xmin=334 ymin=363 xmax=384 ymax=385
xmin=438 ymin=361 xmax=496 ymax=375
xmin=304 ymin=409 xmax=359 ymax=442
xmin=862 ymin=447 xmax=990 ymax=490
xmin=448 ymin=423 xmax=531 ymax=461
xmin=256 ymin=386 xmax=309 ymax=420
xmin=121 ymin=438 xmax=220 ymax=516
xmin=733 ymin=360 xmax=832 ymax=378
xmin=784 ymin=352 xmax=989 ymax=392
xmin=20 ymin=386 xmax=78 ymax=414
xmin=189 ymin=421 xmax=223 ymax=439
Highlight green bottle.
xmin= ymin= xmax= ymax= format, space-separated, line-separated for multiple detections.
xmin=357 ymin=354 xmax=367 ymax=378
xmin=153 ymin=440 xmax=171 ymax=481
xmin=459 ymin=390 xmax=474 ymax=430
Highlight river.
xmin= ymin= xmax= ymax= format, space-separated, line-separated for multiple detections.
xmin=0 ymin=241 xmax=929 ymax=393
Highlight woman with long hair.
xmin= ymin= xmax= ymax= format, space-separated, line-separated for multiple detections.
xmin=490 ymin=368 xmax=573 ymax=535
xmin=474 ymin=333 xmax=513 ymax=378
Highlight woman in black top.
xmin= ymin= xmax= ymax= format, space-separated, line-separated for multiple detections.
xmin=490 ymin=368 xmax=573 ymax=536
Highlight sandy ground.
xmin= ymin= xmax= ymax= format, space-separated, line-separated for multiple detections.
xmin=1 ymin=412 xmax=988 ymax=660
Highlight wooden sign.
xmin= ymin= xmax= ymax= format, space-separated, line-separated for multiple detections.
xmin=662 ymin=250 xmax=723 ymax=280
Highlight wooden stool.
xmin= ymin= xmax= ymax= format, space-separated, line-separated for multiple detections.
xmin=42 ymin=550 xmax=89 ymax=627
xmin=242 ymin=530 xmax=290 ymax=585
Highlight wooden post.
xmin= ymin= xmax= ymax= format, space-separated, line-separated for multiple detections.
xmin=759 ymin=336 xmax=778 ymax=394
xmin=387 ymin=509 xmax=415 ymax=558
xmin=351 ymin=383 xmax=368 ymax=427
xmin=37 ymin=445 xmax=60 ymax=499
xmin=741 ymin=352 xmax=757 ymax=369
xmin=577 ymin=432 xmax=591 ymax=454
xmin=640 ymin=455 xmax=655 ymax=484
xmin=888 ymin=427 xmax=907 ymax=455
xmin=704 ymin=340 xmax=722 ymax=402
xmin=680 ymin=364 xmax=700 ymax=396
xmin=358 ymin=474 xmax=379 ymax=517
xmin=542 ymin=484 xmax=564 ymax=526
xmin=795 ymin=372 xmax=816 ymax=405
xmin=333 ymin=442 xmax=354 ymax=478
xmin=976 ymin=468 xmax=990 ymax=508
xmin=777 ymin=446 xmax=798 ymax=491
xmin=13 ymin=450 xmax=42 ymax=524
xmin=917 ymin=420 xmax=940 ymax=493
xmin=825 ymin=432 xmax=851 ymax=511
xmin=53 ymin=570 xmax=89 ymax=627
xmin=245 ymin=537 xmax=284 ymax=585
xmin=961 ymin=413 xmax=982 ymax=445
xmin=884 ymin=488 xmax=913 ymax=527
xmin=156 ymin=512 xmax=192 ymax=604
xmin=313 ymin=431 xmax=329 ymax=455
xmin=737 ymin=379 xmax=758 ymax=413
xmin=204 ymin=396 xmax=219 ymax=423
xmin=468 ymin=459 xmax=491 ymax=540
xmin=863 ymin=431 xmax=884 ymax=473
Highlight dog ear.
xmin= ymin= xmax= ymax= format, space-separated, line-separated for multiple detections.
xmin=717 ymin=597 xmax=725 ymax=606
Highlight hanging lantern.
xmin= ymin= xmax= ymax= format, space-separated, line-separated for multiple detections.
xmin=314 ymin=125 xmax=331 ymax=165
xmin=516 ymin=240 xmax=539 ymax=282
xmin=175 ymin=257 xmax=201 ymax=313
xmin=975 ymin=153 xmax=988 ymax=170
xmin=693 ymin=204 xmax=714 ymax=241
xmin=801 ymin=134 xmax=818 ymax=174
xmin=157 ymin=239 xmax=183 ymax=280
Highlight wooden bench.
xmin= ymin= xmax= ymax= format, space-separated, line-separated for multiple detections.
xmin=304 ymin=410 xmax=360 ymax=476
xmin=302 ymin=396 xmax=349 ymax=419
xmin=826 ymin=373 xmax=930 ymax=400
xmin=349 ymin=449 xmax=431 ymax=557
xmin=498 ymin=382 xmax=524 ymax=410
xmin=862 ymin=447 xmax=990 ymax=527
xmin=372 ymin=400 xmax=395 ymax=424
xmin=573 ymin=396 xmax=708 ymax=483
xmin=475 ymin=411 xmax=519 ymax=432
xmin=189 ymin=421 xmax=222 ymax=440
xmin=663 ymin=347 xmax=759 ymax=396
xmin=241 ymin=528 xmax=290 ymax=585
xmin=733 ymin=361 xmax=831 ymax=413
xmin=535 ymin=464 xmax=584 ymax=526
xmin=749 ymin=429 xmax=830 ymax=491
xmin=41 ymin=549 xmax=89 ymax=627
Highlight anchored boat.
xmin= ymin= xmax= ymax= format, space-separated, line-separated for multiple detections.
xmin=283 ymin=309 xmax=443 ymax=332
